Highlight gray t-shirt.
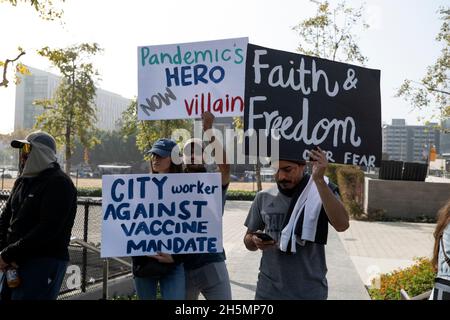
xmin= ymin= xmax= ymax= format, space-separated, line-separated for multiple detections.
xmin=245 ymin=186 xmax=328 ymax=300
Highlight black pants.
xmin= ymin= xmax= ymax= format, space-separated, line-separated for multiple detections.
xmin=0 ymin=257 xmax=68 ymax=300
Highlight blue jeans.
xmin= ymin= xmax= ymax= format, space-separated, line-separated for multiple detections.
xmin=0 ymin=257 xmax=68 ymax=300
xmin=185 ymin=261 xmax=232 ymax=300
xmin=134 ymin=263 xmax=185 ymax=300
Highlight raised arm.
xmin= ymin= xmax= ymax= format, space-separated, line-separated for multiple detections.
xmin=309 ymin=147 xmax=350 ymax=232
xmin=202 ymin=111 xmax=230 ymax=186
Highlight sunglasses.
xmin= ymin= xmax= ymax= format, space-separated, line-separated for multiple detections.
xmin=21 ymin=143 xmax=32 ymax=154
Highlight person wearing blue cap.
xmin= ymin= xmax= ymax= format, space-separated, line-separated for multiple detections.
xmin=148 ymin=138 xmax=183 ymax=174
xmin=131 ymin=138 xmax=185 ymax=300
xmin=0 ymin=131 xmax=77 ymax=300
xmin=182 ymin=111 xmax=232 ymax=300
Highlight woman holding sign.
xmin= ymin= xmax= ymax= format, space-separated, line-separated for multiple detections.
xmin=132 ymin=138 xmax=186 ymax=300
xmin=430 ymin=200 xmax=450 ymax=300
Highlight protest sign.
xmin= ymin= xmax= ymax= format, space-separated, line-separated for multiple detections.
xmin=138 ymin=37 xmax=248 ymax=120
xmin=101 ymin=173 xmax=223 ymax=258
xmin=244 ymin=44 xmax=382 ymax=167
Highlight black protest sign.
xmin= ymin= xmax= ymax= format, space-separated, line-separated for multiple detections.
xmin=244 ymin=44 xmax=382 ymax=168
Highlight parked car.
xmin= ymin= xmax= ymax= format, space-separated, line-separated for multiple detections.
xmin=230 ymin=174 xmax=239 ymax=182
xmin=0 ymin=169 xmax=18 ymax=179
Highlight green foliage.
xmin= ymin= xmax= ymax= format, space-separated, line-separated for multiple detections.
xmin=368 ymin=258 xmax=436 ymax=300
xmin=325 ymin=164 xmax=365 ymax=218
xmin=293 ymin=0 xmax=369 ymax=65
xmin=0 ymin=48 xmax=27 ymax=88
xmin=34 ymin=43 xmax=102 ymax=173
xmin=77 ymin=187 xmax=102 ymax=197
xmin=336 ymin=165 xmax=365 ymax=218
xmin=119 ymin=99 xmax=193 ymax=159
xmin=77 ymin=187 xmax=257 ymax=201
xmin=3 ymin=0 xmax=65 ymax=20
xmin=71 ymin=130 xmax=145 ymax=169
xmin=325 ymin=163 xmax=342 ymax=185
xmin=1 ymin=129 xmax=33 ymax=167
xmin=396 ymin=7 xmax=449 ymax=123
xmin=232 ymin=116 xmax=263 ymax=191
xmin=226 ymin=190 xmax=256 ymax=201
xmin=0 ymin=1 xmax=64 ymax=87
xmin=233 ymin=116 xmax=243 ymax=129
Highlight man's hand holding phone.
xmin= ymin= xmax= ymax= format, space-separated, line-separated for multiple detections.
xmin=251 ymin=231 xmax=276 ymax=250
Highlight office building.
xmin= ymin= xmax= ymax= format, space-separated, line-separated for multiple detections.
xmin=382 ymin=119 xmax=440 ymax=162
xmin=14 ymin=66 xmax=130 ymax=132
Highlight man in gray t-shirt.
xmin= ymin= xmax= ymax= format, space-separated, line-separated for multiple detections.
xmin=244 ymin=148 xmax=350 ymax=300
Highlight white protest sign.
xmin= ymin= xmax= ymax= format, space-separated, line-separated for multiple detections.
xmin=137 ymin=37 xmax=248 ymax=120
xmin=101 ymin=173 xmax=223 ymax=258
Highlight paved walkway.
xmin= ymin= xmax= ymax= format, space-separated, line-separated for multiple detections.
xmin=337 ymin=220 xmax=435 ymax=286
xmin=223 ymin=201 xmax=370 ymax=300
xmin=71 ymin=199 xmax=435 ymax=300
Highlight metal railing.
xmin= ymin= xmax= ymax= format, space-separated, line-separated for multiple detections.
xmin=0 ymin=191 xmax=133 ymax=299
xmin=69 ymin=238 xmax=132 ymax=299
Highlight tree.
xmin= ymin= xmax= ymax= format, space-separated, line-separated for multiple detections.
xmin=396 ymin=8 xmax=449 ymax=126
xmin=233 ymin=116 xmax=263 ymax=191
xmin=120 ymin=99 xmax=193 ymax=160
xmin=0 ymin=129 xmax=32 ymax=168
xmin=0 ymin=48 xmax=29 ymax=88
xmin=0 ymin=0 xmax=64 ymax=87
xmin=71 ymin=130 xmax=146 ymax=172
xmin=293 ymin=0 xmax=369 ymax=65
xmin=33 ymin=43 xmax=102 ymax=174
xmin=1 ymin=0 xmax=64 ymax=20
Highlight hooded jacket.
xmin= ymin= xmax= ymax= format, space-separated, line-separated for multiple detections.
xmin=0 ymin=157 xmax=77 ymax=264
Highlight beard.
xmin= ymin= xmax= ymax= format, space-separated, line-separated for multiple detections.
xmin=276 ymin=180 xmax=300 ymax=197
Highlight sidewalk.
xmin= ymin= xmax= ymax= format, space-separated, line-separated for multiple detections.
xmin=337 ymin=220 xmax=435 ymax=286
xmin=223 ymin=201 xmax=370 ymax=300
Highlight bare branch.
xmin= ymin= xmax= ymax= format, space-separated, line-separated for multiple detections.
xmin=410 ymin=80 xmax=450 ymax=96
xmin=0 ymin=50 xmax=26 ymax=88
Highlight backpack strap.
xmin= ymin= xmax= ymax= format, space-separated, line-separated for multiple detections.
xmin=441 ymin=236 xmax=450 ymax=266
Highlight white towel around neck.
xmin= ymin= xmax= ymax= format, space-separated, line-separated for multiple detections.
xmin=279 ymin=176 xmax=329 ymax=253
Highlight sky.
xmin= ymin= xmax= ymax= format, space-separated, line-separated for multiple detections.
xmin=0 ymin=0 xmax=447 ymax=134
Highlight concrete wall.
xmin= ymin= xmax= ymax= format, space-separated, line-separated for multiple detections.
xmin=364 ymin=178 xmax=450 ymax=219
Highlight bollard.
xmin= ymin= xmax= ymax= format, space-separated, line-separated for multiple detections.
xmin=102 ymin=259 xmax=109 ymax=300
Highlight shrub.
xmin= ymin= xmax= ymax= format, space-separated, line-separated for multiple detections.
xmin=325 ymin=163 xmax=344 ymax=185
xmin=77 ymin=187 xmax=102 ymax=197
xmin=336 ymin=165 xmax=365 ymax=218
xmin=226 ymin=190 xmax=256 ymax=201
xmin=77 ymin=188 xmax=257 ymax=201
xmin=368 ymin=257 xmax=435 ymax=300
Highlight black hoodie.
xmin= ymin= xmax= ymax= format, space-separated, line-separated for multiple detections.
xmin=0 ymin=164 xmax=77 ymax=264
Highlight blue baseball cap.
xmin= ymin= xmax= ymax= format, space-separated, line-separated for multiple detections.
xmin=148 ymin=138 xmax=177 ymax=158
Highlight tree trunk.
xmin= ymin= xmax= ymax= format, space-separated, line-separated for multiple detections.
xmin=65 ymin=60 xmax=75 ymax=175
xmin=255 ymin=162 xmax=262 ymax=192
xmin=65 ymin=125 xmax=71 ymax=174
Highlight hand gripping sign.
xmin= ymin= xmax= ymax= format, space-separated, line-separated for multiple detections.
xmin=101 ymin=173 xmax=223 ymax=258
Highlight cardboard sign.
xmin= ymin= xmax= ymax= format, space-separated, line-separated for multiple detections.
xmin=244 ymin=44 xmax=382 ymax=167
xmin=138 ymin=38 xmax=248 ymax=120
xmin=101 ymin=173 xmax=223 ymax=258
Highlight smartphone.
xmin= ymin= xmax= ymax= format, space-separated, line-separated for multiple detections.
xmin=251 ymin=232 xmax=274 ymax=242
